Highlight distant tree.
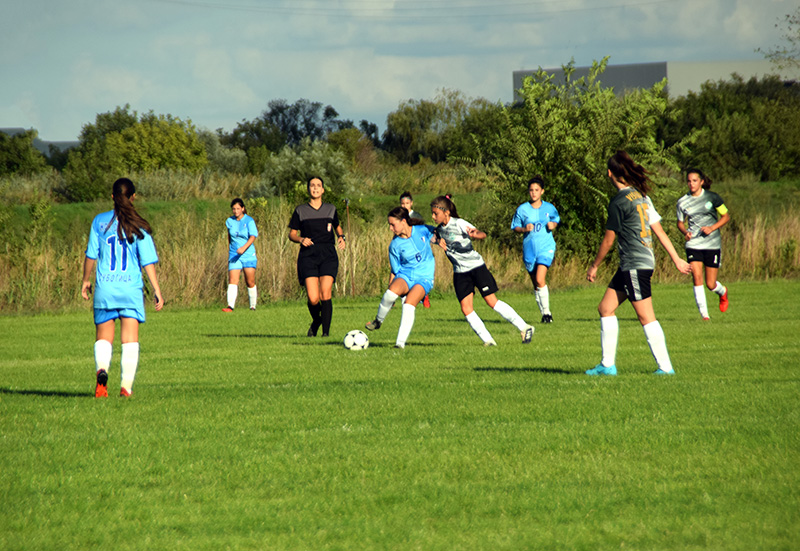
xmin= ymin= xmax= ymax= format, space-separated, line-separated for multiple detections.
xmin=0 ymin=129 xmax=47 ymax=176
xmin=359 ymin=120 xmax=381 ymax=148
xmin=46 ymin=144 xmax=73 ymax=171
xmin=62 ymin=106 xmax=208 ymax=201
xmin=759 ymin=8 xmax=800 ymax=72
xmin=198 ymin=129 xmax=247 ymax=173
xmin=219 ymin=117 xmax=285 ymax=153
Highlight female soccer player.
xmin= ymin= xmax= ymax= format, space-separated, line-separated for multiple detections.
xmin=431 ymin=195 xmax=534 ymax=346
xmin=676 ymin=168 xmax=730 ymax=319
xmin=511 ymin=176 xmax=560 ymax=323
xmin=288 ymin=177 xmax=346 ymax=337
xmin=223 ymin=198 xmax=258 ymax=312
xmin=585 ymin=151 xmax=690 ymax=376
xmin=399 ymin=191 xmax=430 ymax=308
xmin=364 ymin=207 xmax=435 ymax=349
xmin=81 ymin=178 xmax=164 ymax=397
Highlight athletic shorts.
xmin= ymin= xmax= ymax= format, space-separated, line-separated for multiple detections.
xmin=297 ymin=246 xmax=339 ymax=286
xmin=395 ymin=274 xmax=434 ymax=296
xmin=94 ymin=307 xmax=145 ymax=325
xmin=454 ymin=264 xmax=499 ymax=302
xmin=524 ymin=250 xmax=555 ymax=272
xmin=608 ymin=268 xmax=653 ymax=302
xmin=229 ymin=256 xmax=258 ymax=271
xmin=686 ymin=248 xmax=721 ymax=268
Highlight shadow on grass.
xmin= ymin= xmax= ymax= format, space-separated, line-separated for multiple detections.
xmin=203 ymin=333 xmax=287 ymax=339
xmin=0 ymin=387 xmax=88 ymax=398
xmin=474 ymin=366 xmax=574 ymax=375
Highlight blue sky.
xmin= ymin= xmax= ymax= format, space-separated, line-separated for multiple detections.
xmin=1 ymin=0 xmax=795 ymax=141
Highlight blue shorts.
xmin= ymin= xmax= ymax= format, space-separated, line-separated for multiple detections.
xmin=524 ymin=250 xmax=555 ymax=272
xmin=229 ymin=256 xmax=258 ymax=271
xmin=396 ymin=274 xmax=434 ymax=296
xmin=94 ymin=307 xmax=145 ymax=325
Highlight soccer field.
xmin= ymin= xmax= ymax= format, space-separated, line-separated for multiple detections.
xmin=1 ymin=281 xmax=799 ymax=550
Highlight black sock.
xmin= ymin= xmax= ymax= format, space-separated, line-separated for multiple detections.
xmin=320 ymin=299 xmax=333 ymax=335
xmin=307 ymin=300 xmax=322 ymax=331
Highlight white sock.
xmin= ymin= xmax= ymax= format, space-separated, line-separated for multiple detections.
xmin=120 ymin=342 xmax=140 ymax=392
xmin=94 ymin=340 xmax=112 ymax=373
xmin=396 ymin=303 xmax=416 ymax=347
xmin=377 ymin=290 xmax=398 ymax=322
xmin=643 ymin=320 xmax=674 ymax=373
xmin=534 ymin=288 xmax=544 ymax=314
xmin=492 ymin=300 xmax=528 ymax=332
xmin=712 ymin=281 xmax=726 ymax=296
xmin=693 ymin=285 xmax=709 ymax=318
xmin=247 ymin=286 xmax=257 ymax=309
xmin=538 ymin=285 xmax=551 ymax=315
xmin=227 ymin=284 xmax=238 ymax=308
xmin=600 ymin=316 xmax=619 ymax=367
xmin=465 ymin=311 xmax=494 ymax=344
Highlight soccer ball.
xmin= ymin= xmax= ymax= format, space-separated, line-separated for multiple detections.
xmin=343 ymin=329 xmax=369 ymax=350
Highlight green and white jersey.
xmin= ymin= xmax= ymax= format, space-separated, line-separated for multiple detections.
xmin=606 ymin=187 xmax=662 ymax=271
xmin=676 ymin=190 xmax=727 ymax=250
xmin=435 ymin=217 xmax=485 ymax=273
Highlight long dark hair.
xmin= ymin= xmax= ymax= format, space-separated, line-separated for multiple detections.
xmin=388 ymin=206 xmax=425 ymax=226
xmin=430 ymin=194 xmax=459 ymax=219
xmin=607 ymin=150 xmax=651 ymax=196
xmin=112 ymin=178 xmax=152 ymax=244
xmin=686 ymin=167 xmax=713 ymax=190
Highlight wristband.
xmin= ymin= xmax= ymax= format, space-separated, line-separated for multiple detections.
xmin=338 ymin=234 xmax=346 ymax=241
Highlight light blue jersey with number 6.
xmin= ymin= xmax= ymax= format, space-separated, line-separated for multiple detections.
xmin=86 ymin=210 xmax=159 ymax=310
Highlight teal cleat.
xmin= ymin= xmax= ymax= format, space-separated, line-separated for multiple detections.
xmin=653 ymin=369 xmax=675 ymax=375
xmin=586 ymin=364 xmax=617 ymax=376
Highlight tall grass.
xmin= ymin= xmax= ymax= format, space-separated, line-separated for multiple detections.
xmin=1 ymin=175 xmax=798 ymax=312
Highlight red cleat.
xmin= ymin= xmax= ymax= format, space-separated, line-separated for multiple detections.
xmin=120 ymin=388 xmax=131 ymax=398
xmin=95 ymin=369 xmax=108 ymax=398
xmin=719 ymin=290 xmax=729 ymax=312
xmin=423 ymin=295 xmax=430 ymax=308
xmin=222 ymin=307 xmax=234 ymax=313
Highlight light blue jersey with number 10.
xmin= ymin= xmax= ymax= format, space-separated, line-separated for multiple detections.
xmin=86 ymin=210 xmax=159 ymax=310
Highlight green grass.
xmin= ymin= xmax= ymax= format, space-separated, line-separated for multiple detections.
xmin=1 ymin=281 xmax=799 ymax=550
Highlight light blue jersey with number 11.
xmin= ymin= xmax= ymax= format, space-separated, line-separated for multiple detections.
xmin=86 ymin=210 xmax=159 ymax=311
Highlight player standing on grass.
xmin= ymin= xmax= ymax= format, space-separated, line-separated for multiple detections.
xmin=365 ymin=207 xmax=435 ymax=349
xmin=223 ymin=198 xmax=258 ymax=312
xmin=512 ymin=177 xmax=560 ymax=323
xmin=288 ymin=177 xmax=346 ymax=337
xmin=585 ymin=151 xmax=690 ymax=376
xmin=431 ymin=195 xmax=534 ymax=346
xmin=81 ymin=178 xmax=164 ymax=397
xmin=676 ymin=168 xmax=730 ymax=320
xmin=400 ymin=191 xmax=430 ymax=308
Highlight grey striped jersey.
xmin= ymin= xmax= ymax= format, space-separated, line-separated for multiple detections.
xmin=676 ymin=190 xmax=727 ymax=250
xmin=435 ymin=217 xmax=485 ymax=273
xmin=606 ymin=187 xmax=662 ymax=271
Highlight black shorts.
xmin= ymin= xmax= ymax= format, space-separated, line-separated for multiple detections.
xmin=609 ymin=268 xmax=653 ymax=302
xmin=297 ymin=246 xmax=339 ymax=286
xmin=686 ymin=248 xmax=721 ymax=268
xmin=453 ymin=264 xmax=499 ymax=302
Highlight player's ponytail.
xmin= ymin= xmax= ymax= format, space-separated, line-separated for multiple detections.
xmin=389 ymin=206 xmax=424 ymax=226
xmin=112 ymin=178 xmax=152 ymax=244
xmin=430 ymin=194 xmax=459 ymax=219
xmin=607 ymin=150 xmax=651 ymax=196
xmin=686 ymin=168 xmax=712 ymax=190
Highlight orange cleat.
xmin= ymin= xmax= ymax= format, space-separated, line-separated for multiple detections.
xmin=423 ymin=295 xmax=431 ymax=308
xmin=120 ymin=388 xmax=131 ymax=398
xmin=719 ymin=290 xmax=729 ymax=312
xmin=95 ymin=370 xmax=108 ymax=398
xmin=222 ymin=307 xmax=234 ymax=313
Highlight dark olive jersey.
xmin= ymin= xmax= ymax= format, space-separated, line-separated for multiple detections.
xmin=606 ymin=187 xmax=662 ymax=271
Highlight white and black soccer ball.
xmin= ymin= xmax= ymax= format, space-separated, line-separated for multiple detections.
xmin=343 ymin=329 xmax=369 ymax=350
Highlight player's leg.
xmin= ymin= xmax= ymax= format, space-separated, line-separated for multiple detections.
xmin=527 ymin=270 xmax=544 ymax=316
xmin=460 ymin=291 xmax=495 ymax=346
xmin=705 ymin=252 xmax=727 ymax=312
xmin=534 ymin=263 xmax=553 ymax=322
xmin=243 ymin=267 xmax=257 ymax=310
xmin=587 ymin=284 xmax=624 ymax=376
xmin=630 ymin=297 xmax=675 ymax=375
xmin=690 ymin=259 xmax=709 ymax=319
xmin=94 ymin=317 xmax=115 ymax=398
xmin=119 ymin=317 xmax=141 ymax=396
xmin=319 ymin=275 xmax=335 ymax=337
xmin=225 ymin=267 xmax=241 ymax=312
xmin=305 ymin=276 xmax=322 ymax=336
xmin=396 ymin=283 xmax=426 ymax=348
xmin=367 ymin=278 xmax=409 ymax=330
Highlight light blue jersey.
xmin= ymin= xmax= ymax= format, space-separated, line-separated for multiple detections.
xmin=511 ymin=201 xmax=560 ymax=271
xmin=226 ymin=214 xmax=258 ymax=262
xmin=86 ymin=210 xmax=159 ymax=312
xmin=389 ymin=225 xmax=436 ymax=289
